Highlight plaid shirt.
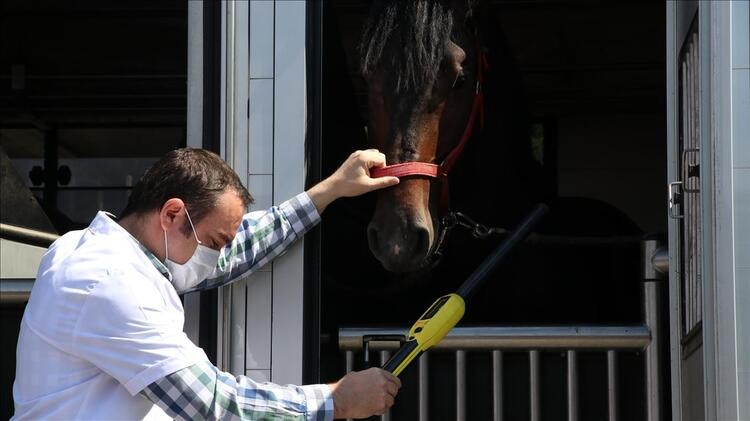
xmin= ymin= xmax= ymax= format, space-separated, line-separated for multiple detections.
xmin=137 ymin=192 xmax=333 ymax=421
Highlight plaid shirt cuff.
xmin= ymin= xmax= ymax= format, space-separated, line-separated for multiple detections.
xmin=299 ymin=384 xmax=334 ymax=421
xmin=278 ymin=192 xmax=321 ymax=238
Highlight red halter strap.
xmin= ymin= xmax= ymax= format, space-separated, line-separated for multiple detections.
xmin=370 ymin=45 xmax=488 ymax=181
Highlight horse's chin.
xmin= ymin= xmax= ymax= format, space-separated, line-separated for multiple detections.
xmin=377 ymin=253 xmax=439 ymax=274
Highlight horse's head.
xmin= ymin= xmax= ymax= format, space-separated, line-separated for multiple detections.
xmin=361 ymin=1 xmax=479 ymax=272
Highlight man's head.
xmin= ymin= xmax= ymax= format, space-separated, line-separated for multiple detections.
xmin=121 ymin=148 xmax=252 ymax=264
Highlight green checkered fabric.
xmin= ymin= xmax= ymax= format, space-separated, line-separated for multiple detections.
xmin=137 ymin=193 xmax=332 ymax=420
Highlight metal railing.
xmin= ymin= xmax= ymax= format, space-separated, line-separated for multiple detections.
xmin=339 ymin=280 xmax=663 ymax=421
xmin=0 ymin=223 xmax=59 ymax=248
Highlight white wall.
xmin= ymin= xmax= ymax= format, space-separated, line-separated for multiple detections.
xmin=220 ymin=0 xmax=308 ymax=385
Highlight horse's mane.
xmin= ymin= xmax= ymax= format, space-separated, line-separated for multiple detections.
xmin=359 ymin=0 xmax=469 ymax=95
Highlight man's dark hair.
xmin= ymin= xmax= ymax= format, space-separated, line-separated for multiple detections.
xmin=120 ymin=148 xmax=253 ymax=234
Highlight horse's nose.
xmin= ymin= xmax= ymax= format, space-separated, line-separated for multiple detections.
xmin=367 ymin=220 xmax=431 ymax=272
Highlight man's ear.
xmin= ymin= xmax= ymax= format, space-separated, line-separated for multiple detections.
xmin=159 ymin=198 xmax=185 ymax=231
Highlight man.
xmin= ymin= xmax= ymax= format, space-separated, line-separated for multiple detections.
xmin=12 ymin=148 xmax=401 ymax=420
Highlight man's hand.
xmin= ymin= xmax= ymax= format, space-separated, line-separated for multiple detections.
xmin=328 ymin=367 xmax=402 ymax=419
xmin=307 ymin=149 xmax=399 ymax=213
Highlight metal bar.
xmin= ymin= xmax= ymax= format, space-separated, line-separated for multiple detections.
xmin=530 ymin=350 xmax=540 ymax=421
xmin=219 ymin=0 xmax=236 ymax=374
xmin=0 ymin=224 xmax=59 ymax=248
xmin=492 ymin=350 xmax=503 ymax=421
xmin=419 ymin=353 xmax=429 ymax=421
xmin=607 ymin=350 xmax=618 ymax=421
xmin=644 ymin=282 xmax=663 ymax=421
xmin=380 ymin=350 xmax=391 ymax=421
xmin=456 ymin=350 xmax=467 ymax=421
xmin=0 ymin=279 xmax=34 ymax=304
xmin=345 ymin=350 xmax=354 ymax=374
xmin=567 ymin=350 xmax=579 ymax=421
xmin=339 ymin=326 xmax=651 ymax=351
xmin=345 ymin=350 xmax=354 ymax=421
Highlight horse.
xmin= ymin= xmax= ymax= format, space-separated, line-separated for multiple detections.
xmin=321 ymin=0 xmax=644 ymax=325
xmin=360 ymin=0 xmax=490 ymax=273
xmin=319 ymin=1 xmax=647 ymax=418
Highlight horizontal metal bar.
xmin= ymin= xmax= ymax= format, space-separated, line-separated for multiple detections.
xmin=0 ymin=223 xmax=59 ymax=248
xmin=339 ymin=326 xmax=650 ymax=351
xmin=0 ymin=279 xmax=34 ymax=304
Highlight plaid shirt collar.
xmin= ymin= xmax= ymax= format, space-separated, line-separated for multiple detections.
xmin=135 ymin=241 xmax=171 ymax=279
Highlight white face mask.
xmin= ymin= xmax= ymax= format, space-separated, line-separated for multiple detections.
xmin=164 ymin=207 xmax=220 ymax=293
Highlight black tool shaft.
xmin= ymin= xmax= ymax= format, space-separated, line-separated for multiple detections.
xmin=456 ymin=203 xmax=549 ymax=301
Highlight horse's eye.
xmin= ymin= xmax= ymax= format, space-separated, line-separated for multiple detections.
xmin=452 ymin=72 xmax=467 ymax=89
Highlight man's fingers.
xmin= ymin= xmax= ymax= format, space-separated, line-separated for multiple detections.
xmin=368 ymin=176 xmax=399 ymax=189
xmin=385 ymin=381 xmax=399 ymax=397
xmin=359 ymin=150 xmax=387 ymax=168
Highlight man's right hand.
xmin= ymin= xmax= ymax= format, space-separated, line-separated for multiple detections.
xmin=328 ymin=367 xmax=402 ymax=419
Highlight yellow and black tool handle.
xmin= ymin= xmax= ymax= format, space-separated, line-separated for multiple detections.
xmin=382 ymin=204 xmax=549 ymax=376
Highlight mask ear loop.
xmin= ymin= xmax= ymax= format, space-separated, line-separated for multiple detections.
xmin=164 ymin=230 xmax=169 ymax=262
xmin=184 ymin=207 xmax=203 ymax=245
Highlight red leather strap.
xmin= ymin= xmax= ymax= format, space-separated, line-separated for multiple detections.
xmin=369 ymin=45 xmax=488 ymax=217
xmin=370 ymin=46 xmax=488 ymax=182
xmin=440 ymin=45 xmax=488 ymax=175
xmin=370 ymin=162 xmax=443 ymax=179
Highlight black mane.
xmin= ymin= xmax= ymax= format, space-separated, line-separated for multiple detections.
xmin=360 ymin=0 xmax=464 ymax=94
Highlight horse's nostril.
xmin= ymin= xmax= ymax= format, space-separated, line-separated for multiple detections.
xmin=414 ymin=226 xmax=430 ymax=257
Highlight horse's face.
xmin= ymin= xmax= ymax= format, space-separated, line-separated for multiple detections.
xmin=365 ymin=37 xmax=477 ymax=272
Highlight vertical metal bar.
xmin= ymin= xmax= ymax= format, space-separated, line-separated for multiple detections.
xmin=689 ymin=37 xmax=697 ymax=332
xmin=492 ymin=350 xmax=503 ymax=421
xmin=691 ymin=32 xmax=702 ymax=327
xmin=219 ymin=0 xmax=236 ymax=374
xmin=530 ymin=350 xmax=540 ymax=421
xmin=607 ymin=350 xmax=618 ymax=421
xmin=346 ymin=350 xmax=354 ymax=421
xmin=567 ymin=350 xmax=579 ymax=421
xmin=419 ymin=352 xmax=429 ymax=421
xmin=221 ymin=284 xmax=233 ymax=372
xmin=456 ymin=350 xmax=467 ymax=421
xmin=685 ymin=41 xmax=694 ymax=333
xmin=380 ymin=350 xmax=392 ymax=421
xmin=644 ymin=282 xmax=663 ymax=421
xmin=346 ymin=350 xmax=354 ymax=374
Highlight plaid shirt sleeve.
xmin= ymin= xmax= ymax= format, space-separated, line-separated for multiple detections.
xmin=182 ymin=192 xmax=321 ymax=294
xmin=141 ymin=361 xmax=334 ymax=421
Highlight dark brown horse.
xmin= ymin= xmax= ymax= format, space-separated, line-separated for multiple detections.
xmin=362 ymin=0 xmax=482 ymax=272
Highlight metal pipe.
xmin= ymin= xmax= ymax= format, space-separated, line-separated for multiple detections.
xmin=642 ymin=240 xmax=669 ymax=280
xmin=652 ymin=249 xmax=669 ymax=276
xmin=456 ymin=350 xmax=466 ymax=421
xmin=219 ymin=0 xmax=236 ymax=374
xmin=0 ymin=224 xmax=59 ymax=248
xmin=380 ymin=350 xmax=391 ymax=421
xmin=492 ymin=350 xmax=503 ymax=421
xmin=419 ymin=353 xmax=429 ymax=421
xmin=607 ymin=350 xmax=618 ymax=421
xmin=530 ymin=350 xmax=540 ymax=421
xmin=339 ymin=326 xmax=651 ymax=351
xmin=644 ymin=281 xmax=663 ymax=421
xmin=346 ymin=350 xmax=354 ymax=374
xmin=567 ymin=350 xmax=579 ymax=421
xmin=0 ymin=280 xmax=34 ymax=304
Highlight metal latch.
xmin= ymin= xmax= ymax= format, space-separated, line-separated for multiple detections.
xmin=668 ymin=181 xmax=683 ymax=219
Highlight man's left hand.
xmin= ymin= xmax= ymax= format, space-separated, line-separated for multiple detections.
xmin=307 ymin=149 xmax=399 ymax=213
